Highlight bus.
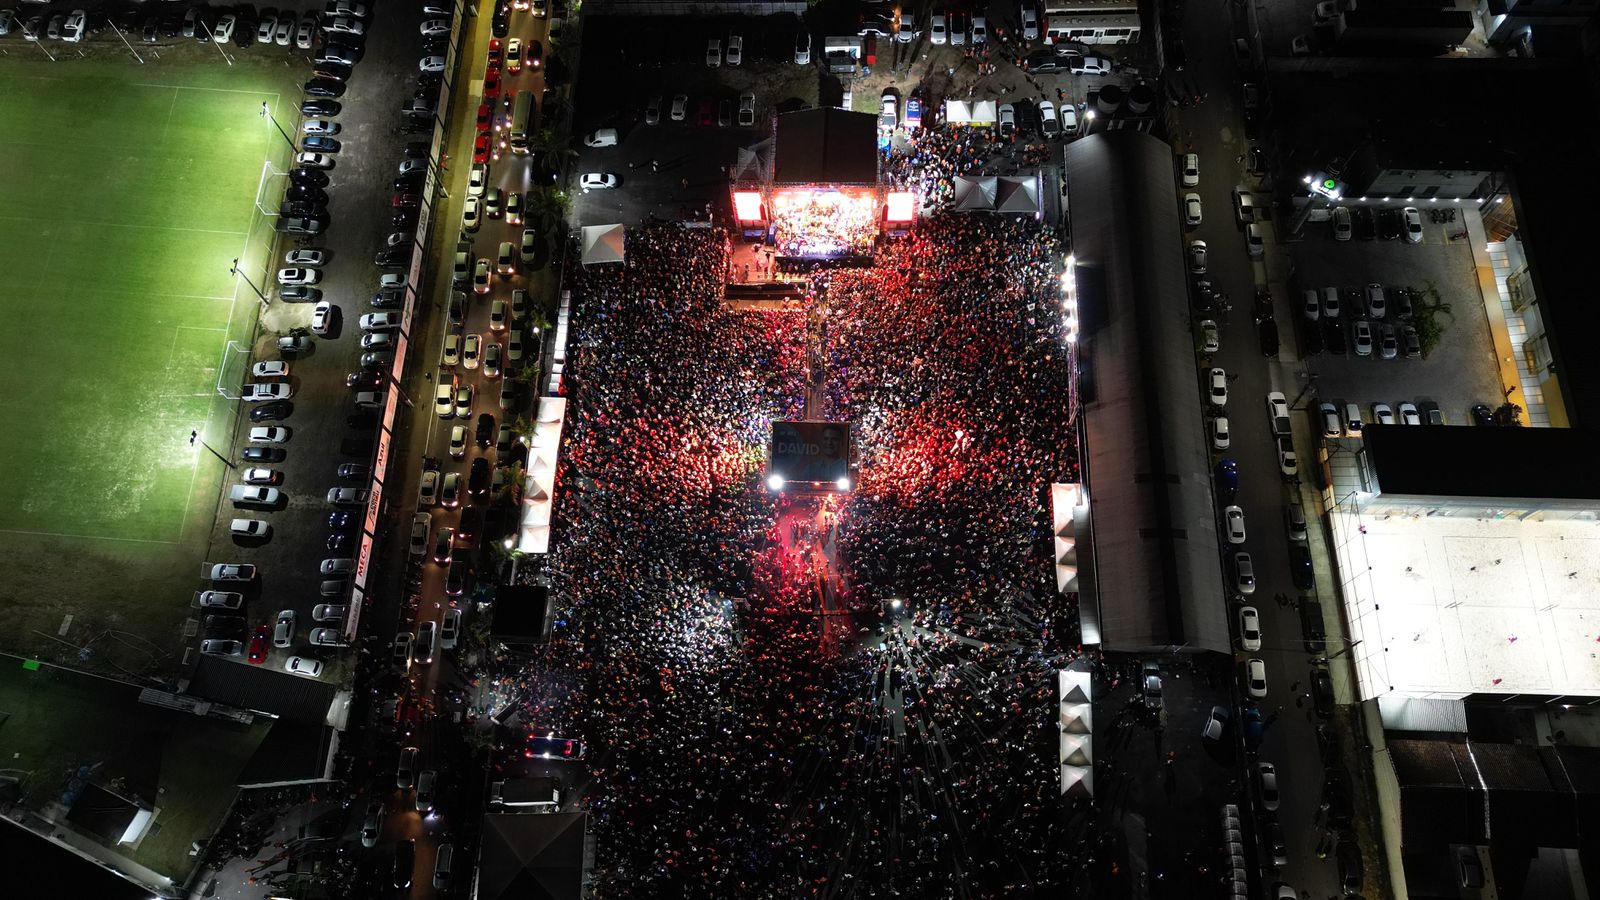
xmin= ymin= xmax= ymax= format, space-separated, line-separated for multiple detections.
xmin=508 ymin=90 xmax=536 ymax=154
xmin=1044 ymin=12 xmax=1142 ymax=45
xmin=1042 ymin=0 xmax=1139 ymax=15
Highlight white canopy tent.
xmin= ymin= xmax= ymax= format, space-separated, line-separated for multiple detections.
xmin=516 ymin=397 xmax=567 ymax=555
xmin=1059 ymin=668 xmax=1093 ymax=798
xmin=943 ymin=100 xmax=973 ymax=125
xmin=581 ymin=224 xmax=626 ymax=266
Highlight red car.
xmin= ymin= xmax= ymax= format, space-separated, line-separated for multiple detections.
xmin=393 ymin=193 xmax=421 ymax=208
xmin=473 ymin=134 xmax=490 ymax=163
xmin=247 ymin=626 xmax=270 ymax=665
xmin=476 ymin=103 xmax=492 ymax=133
xmin=697 ymin=99 xmax=713 ymax=126
xmin=483 ymin=70 xmax=501 ymax=100
xmin=485 ymin=38 xmax=502 ymax=71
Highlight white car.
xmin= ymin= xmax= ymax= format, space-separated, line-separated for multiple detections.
xmin=1070 ymin=56 xmax=1112 ymax=75
xmin=249 ymin=426 xmax=290 ymax=444
xmin=1184 ymin=193 xmax=1202 ymax=226
xmin=1188 ymin=240 xmax=1207 ymax=274
xmin=1372 ymin=402 xmax=1395 ymax=426
xmin=1398 ymin=401 xmax=1421 ymax=426
xmin=242 ymin=382 xmax=292 ymax=402
xmin=1238 ymin=607 xmax=1261 ymax=652
xmin=310 ymin=302 xmax=334 ymax=335
xmin=252 ymin=361 xmax=288 ymax=378
xmin=359 ymin=312 xmax=400 ymax=331
xmin=1258 ymin=762 xmax=1280 ymax=811
xmin=213 ymin=13 xmax=236 ymax=43
xmin=211 ymin=563 xmax=256 ymax=581
xmin=1266 ymin=392 xmax=1291 ymax=433
xmin=998 ymin=103 xmax=1015 ymax=136
xmin=583 ymin=128 xmax=618 ymax=148
xmin=1353 ymin=320 xmax=1374 ymax=357
xmin=325 ymin=0 xmax=368 ymax=16
xmin=285 ymin=656 xmax=324 ymax=679
xmin=420 ymin=17 xmax=450 ymax=36
xmin=1245 ymin=658 xmax=1268 ymax=698
xmin=1181 ymin=153 xmax=1199 ymax=188
xmin=463 ymin=195 xmax=482 ymax=232
xmin=1038 ymin=99 xmax=1060 ymax=137
xmin=1403 ymin=207 xmax=1423 ymax=244
xmin=231 ymin=518 xmax=271 ymax=538
xmin=327 ymin=487 xmax=368 ymax=506
xmin=463 ymin=333 xmax=482 ymax=370
xmin=1223 ymin=505 xmax=1246 ymax=544
xmin=302 ymin=119 xmax=340 ymax=136
xmin=1211 ymin=416 xmax=1230 ymax=451
xmin=1317 ymin=402 xmax=1341 ymax=438
xmin=880 ymin=91 xmax=898 ymax=129
xmin=326 ymin=15 xmax=364 ymax=35
xmin=1332 ymin=206 xmax=1352 ymax=241
xmin=1208 ymin=367 xmax=1228 ymax=407
xmin=441 ymin=334 xmax=461 ymax=367
xmin=726 ymin=34 xmax=742 ymax=65
xmin=284 ymin=249 xmax=325 ymax=266
xmin=296 ymin=152 xmax=334 ymax=170
xmin=454 ymin=385 xmax=474 ymax=418
xmin=277 ymin=267 xmax=321 ymax=286
xmin=1020 ymin=4 xmax=1039 ymax=40
xmin=671 ymin=94 xmax=688 ymax=121
xmin=273 ymin=609 xmax=296 ymax=648
xmin=420 ymin=55 xmax=446 ymax=73
xmin=929 ymin=13 xmax=946 ymax=44
xmin=1199 ymin=319 xmax=1219 ymax=354
xmin=441 ymin=607 xmax=462 ymax=649
xmin=579 ymin=173 xmax=619 ymax=190
xmin=794 ymin=31 xmax=811 ymax=64
xmin=706 ymin=38 xmax=721 ymax=67
xmin=1276 ymin=436 xmax=1298 ymax=477
xmin=435 ymin=383 xmax=455 ymax=417
xmin=418 ymin=470 xmax=440 ymax=506
xmin=198 ymin=590 xmax=244 ymax=609
xmin=309 ymin=627 xmax=347 ymax=647
xmin=468 ymin=163 xmax=488 ymax=196
xmin=449 ymin=425 xmax=468 ymax=459
xmin=242 ymin=467 xmax=279 ymax=485
xmin=313 ymin=603 xmax=348 ymax=622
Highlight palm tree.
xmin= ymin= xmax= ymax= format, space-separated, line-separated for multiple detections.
xmin=528 ymin=127 xmax=577 ymax=177
xmin=524 ymin=187 xmax=571 ymax=247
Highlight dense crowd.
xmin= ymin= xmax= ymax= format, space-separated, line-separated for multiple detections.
xmin=504 ymin=216 xmax=1084 ymax=898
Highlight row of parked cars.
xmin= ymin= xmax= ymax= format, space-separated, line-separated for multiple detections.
xmin=1331 ymin=204 xmax=1423 ymax=243
xmin=1297 ymin=284 xmax=1423 ymax=359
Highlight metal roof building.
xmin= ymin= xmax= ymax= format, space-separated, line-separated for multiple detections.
xmin=1064 ymin=130 xmax=1230 ymax=655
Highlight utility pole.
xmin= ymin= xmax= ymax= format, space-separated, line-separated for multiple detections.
xmin=260 ymin=102 xmax=297 ymax=154
xmin=191 ymin=430 xmax=236 ymax=470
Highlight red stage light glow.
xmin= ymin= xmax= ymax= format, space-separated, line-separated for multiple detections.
xmin=884 ymin=191 xmax=916 ymax=223
xmin=733 ymin=191 xmax=764 ymax=222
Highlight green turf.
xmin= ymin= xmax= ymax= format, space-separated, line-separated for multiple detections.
xmin=0 ymin=55 xmax=299 ymax=671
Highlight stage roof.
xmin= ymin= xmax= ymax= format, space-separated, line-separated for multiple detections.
xmin=774 ymin=108 xmax=879 ymax=185
xmin=477 ymin=812 xmax=588 ymax=900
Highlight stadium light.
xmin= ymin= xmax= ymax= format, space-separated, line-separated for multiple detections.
xmin=766 ymin=474 xmax=785 ymax=491
xmin=836 ymin=476 xmax=852 ymax=491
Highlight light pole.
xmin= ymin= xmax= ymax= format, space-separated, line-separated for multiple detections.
xmin=191 ymin=430 xmax=236 ymax=470
xmin=260 ymin=101 xmax=297 ymax=154
xmin=380 ymin=366 xmax=416 ymax=409
xmin=112 ymin=25 xmax=145 ymax=64
xmin=199 ymin=19 xmax=233 ymax=66
xmin=230 ymin=258 xmax=267 ymax=303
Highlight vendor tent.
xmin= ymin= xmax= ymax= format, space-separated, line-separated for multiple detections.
xmin=970 ymin=100 xmax=998 ymax=126
xmin=995 ymin=174 xmax=1041 ymax=213
xmin=952 ymin=176 xmax=998 ymax=210
xmin=943 ymin=100 xmax=973 ymax=125
xmin=580 ymin=224 xmax=625 ymax=266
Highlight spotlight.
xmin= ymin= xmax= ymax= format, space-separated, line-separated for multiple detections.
xmin=767 ymin=474 xmax=785 ymax=491
xmin=836 ymin=476 xmax=852 ymax=491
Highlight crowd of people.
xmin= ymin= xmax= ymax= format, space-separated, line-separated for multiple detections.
xmin=493 ymin=215 xmax=1087 ymax=898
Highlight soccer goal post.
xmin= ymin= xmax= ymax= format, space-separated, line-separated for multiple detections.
xmin=216 ymin=340 xmax=251 ymax=400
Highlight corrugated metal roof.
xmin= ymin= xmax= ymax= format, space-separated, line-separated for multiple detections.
xmin=188 ymin=655 xmax=336 ymax=724
xmin=1065 ymin=130 xmax=1229 ymax=654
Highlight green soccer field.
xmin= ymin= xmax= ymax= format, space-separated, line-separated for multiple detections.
xmin=0 ymin=56 xmax=298 ymax=669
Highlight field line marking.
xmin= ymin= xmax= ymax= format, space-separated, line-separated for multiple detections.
xmin=0 ymin=527 xmax=182 ymax=546
xmin=130 ymin=82 xmax=278 ymax=97
xmin=0 ymin=215 xmax=246 ymax=238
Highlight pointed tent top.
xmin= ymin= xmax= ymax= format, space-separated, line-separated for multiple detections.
xmin=581 ymin=224 xmax=626 ymax=266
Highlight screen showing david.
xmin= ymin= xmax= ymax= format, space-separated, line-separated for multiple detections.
xmin=769 ymin=421 xmax=851 ymax=486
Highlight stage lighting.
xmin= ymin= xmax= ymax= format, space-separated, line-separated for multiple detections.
xmin=767 ymin=474 xmax=785 ymax=491
xmin=836 ymin=476 xmax=852 ymax=491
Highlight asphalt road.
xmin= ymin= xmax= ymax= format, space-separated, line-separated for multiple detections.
xmin=1169 ymin=6 xmax=1355 ymax=898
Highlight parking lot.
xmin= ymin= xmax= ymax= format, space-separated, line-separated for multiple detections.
xmin=570 ymin=2 xmax=1141 ymax=229
xmin=1287 ymin=202 xmax=1504 ymax=429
